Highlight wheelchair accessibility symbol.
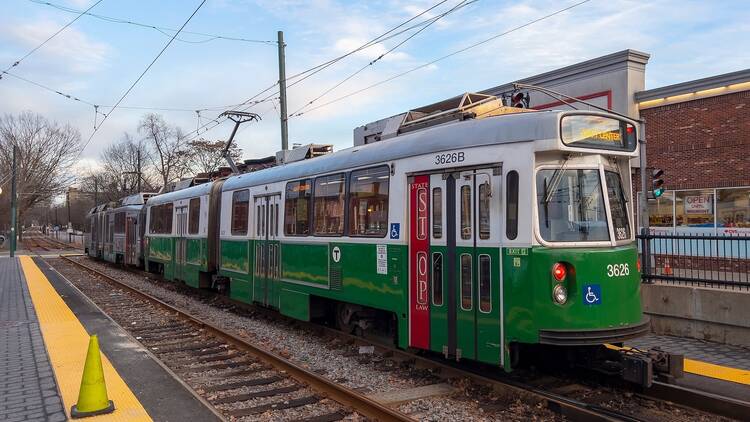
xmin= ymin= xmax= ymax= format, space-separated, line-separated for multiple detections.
xmin=583 ymin=284 xmax=601 ymax=305
xmin=390 ymin=223 xmax=400 ymax=239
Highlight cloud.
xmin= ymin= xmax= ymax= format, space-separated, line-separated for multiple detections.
xmin=0 ymin=18 xmax=110 ymax=73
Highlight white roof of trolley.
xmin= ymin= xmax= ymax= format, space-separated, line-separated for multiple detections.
xmin=222 ymin=109 xmax=566 ymax=192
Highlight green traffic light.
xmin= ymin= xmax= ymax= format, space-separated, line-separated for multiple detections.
xmin=654 ymin=187 xmax=664 ymax=198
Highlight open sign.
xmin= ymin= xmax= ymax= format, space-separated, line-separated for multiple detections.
xmin=685 ymin=195 xmax=713 ymax=214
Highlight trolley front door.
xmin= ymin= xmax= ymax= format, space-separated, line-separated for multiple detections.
xmin=175 ymin=206 xmax=188 ymax=281
xmin=253 ymin=194 xmax=281 ymax=308
xmin=125 ymin=216 xmax=136 ymax=265
xmin=411 ymin=168 xmax=502 ymax=363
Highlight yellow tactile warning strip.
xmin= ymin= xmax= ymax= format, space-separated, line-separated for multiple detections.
xmin=606 ymin=343 xmax=750 ymax=386
xmin=19 ymin=256 xmax=153 ymax=421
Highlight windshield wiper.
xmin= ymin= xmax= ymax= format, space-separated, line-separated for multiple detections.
xmin=544 ymin=154 xmax=572 ymax=204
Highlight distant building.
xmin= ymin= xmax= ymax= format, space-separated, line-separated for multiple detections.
xmin=355 ymin=50 xmax=750 ymax=234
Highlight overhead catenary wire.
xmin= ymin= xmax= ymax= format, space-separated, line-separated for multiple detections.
xmin=76 ymin=0 xmax=208 ymax=158
xmin=293 ymin=0 xmax=593 ymax=118
xmin=1 ymin=0 xmax=104 ymax=78
xmin=0 ymin=70 xmax=247 ymax=118
xmin=26 ymin=0 xmax=276 ymax=45
xmin=182 ymin=0 xmax=459 ymax=142
xmin=290 ymin=0 xmax=473 ymax=118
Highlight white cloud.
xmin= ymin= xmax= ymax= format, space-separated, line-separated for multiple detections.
xmin=0 ymin=18 xmax=110 ymax=73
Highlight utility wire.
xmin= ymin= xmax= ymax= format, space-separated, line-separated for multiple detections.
xmin=0 ymin=70 xmax=243 ymax=115
xmin=294 ymin=0 xmax=592 ymax=117
xmin=182 ymin=0 xmax=457 ymax=141
xmin=77 ymin=0 xmax=208 ymax=157
xmin=27 ymin=0 xmax=276 ymax=45
xmin=1 ymin=0 xmax=104 ymax=78
xmin=290 ymin=0 xmax=472 ymax=118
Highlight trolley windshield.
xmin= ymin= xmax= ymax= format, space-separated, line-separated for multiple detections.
xmin=537 ymin=169 xmax=611 ymax=242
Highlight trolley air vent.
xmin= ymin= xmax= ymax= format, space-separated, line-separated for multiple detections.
xmin=353 ymin=92 xmax=534 ymax=146
xmin=329 ymin=267 xmax=342 ymax=291
xmin=276 ymin=143 xmax=334 ymax=165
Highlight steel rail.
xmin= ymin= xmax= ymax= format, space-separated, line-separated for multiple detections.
xmin=64 ymin=256 xmax=750 ymax=421
xmin=59 ymin=255 xmax=415 ymax=422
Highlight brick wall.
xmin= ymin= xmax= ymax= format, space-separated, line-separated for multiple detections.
xmin=639 ymin=90 xmax=750 ymax=190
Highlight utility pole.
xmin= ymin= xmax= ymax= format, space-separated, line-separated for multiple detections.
xmin=10 ymin=145 xmax=18 ymax=257
xmin=277 ymin=30 xmax=289 ymax=151
xmin=137 ymin=148 xmax=142 ymax=193
xmin=66 ymin=189 xmax=71 ymax=243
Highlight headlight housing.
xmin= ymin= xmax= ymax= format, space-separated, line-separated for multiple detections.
xmin=552 ymin=284 xmax=568 ymax=304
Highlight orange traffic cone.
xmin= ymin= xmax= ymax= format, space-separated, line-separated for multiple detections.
xmin=71 ymin=335 xmax=115 ymax=418
xmin=663 ymin=258 xmax=673 ymax=276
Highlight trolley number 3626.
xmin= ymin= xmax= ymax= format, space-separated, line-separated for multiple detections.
xmin=606 ymin=263 xmax=630 ymax=277
xmin=434 ymin=152 xmax=465 ymax=165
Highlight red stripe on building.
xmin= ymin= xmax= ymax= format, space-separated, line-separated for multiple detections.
xmin=409 ymin=176 xmax=430 ymax=349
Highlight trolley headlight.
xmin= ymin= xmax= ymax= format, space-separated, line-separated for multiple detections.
xmin=552 ymin=284 xmax=568 ymax=304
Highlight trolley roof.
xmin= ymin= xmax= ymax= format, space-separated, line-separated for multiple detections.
xmin=222 ymin=109 xmax=563 ymax=192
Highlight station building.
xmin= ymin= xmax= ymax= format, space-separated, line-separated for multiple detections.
xmin=358 ymin=49 xmax=750 ymax=235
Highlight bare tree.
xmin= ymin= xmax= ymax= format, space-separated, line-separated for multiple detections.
xmin=187 ymin=138 xmax=243 ymax=175
xmin=0 ymin=111 xmax=82 ymax=237
xmin=139 ymin=113 xmax=190 ymax=190
xmin=101 ymin=133 xmax=158 ymax=193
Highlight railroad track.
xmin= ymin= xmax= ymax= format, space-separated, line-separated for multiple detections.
xmin=21 ymin=233 xmax=76 ymax=253
xmin=55 ymin=255 xmax=412 ymax=422
xmin=55 ymin=256 xmax=749 ymax=421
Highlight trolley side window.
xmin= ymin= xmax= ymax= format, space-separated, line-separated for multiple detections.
xmin=149 ymin=203 xmax=173 ymax=234
xmin=349 ymin=166 xmax=389 ymax=237
xmin=479 ymin=182 xmax=490 ymax=240
xmin=605 ymin=171 xmax=631 ymax=241
xmin=284 ymin=179 xmax=312 ymax=236
xmin=188 ymin=197 xmax=200 ymax=235
xmin=114 ymin=212 xmax=125 ymax=234
xmin=460 ymin=186 xmax=472 ymax=240
xmin=313 ymin=173 xmax=346 ymax=236
xmin=231 ymin=190 xmax=249 ymax=236
xmin=506 ymin=171 xmax=519 ymax=240
xmin=479 ymin=254 xmax=491 ymax=313
xmin=460 ymin=253 xmax=472 ymax=310
xmin=432 ymin=188 xmax=442 ymax=239
xmin=432 ymin=252 xmax=443 ymax=306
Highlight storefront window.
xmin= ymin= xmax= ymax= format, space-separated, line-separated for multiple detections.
xmin=675 ymin=190 xmax=714 ymax=229
xmin=717 ymin=187 xmax=750 ymax=233
xmin=647 ymin=192 xmax=674 ymax=228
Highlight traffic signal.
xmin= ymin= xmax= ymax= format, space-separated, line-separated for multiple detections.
xmin=651 ymin=168 xmax=665 ymax=198
xmin=511 ymin=91 xmax=529 ymax=108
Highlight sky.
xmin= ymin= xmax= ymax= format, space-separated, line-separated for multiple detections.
xmin=1 ymin=0 xmax=749 ymax=175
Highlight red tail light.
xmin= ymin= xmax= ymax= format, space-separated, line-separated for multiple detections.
xmin=637 ymin=259 xmax=641 ymax=273
xmin=552 ymin=262 xmax=567 ymax=282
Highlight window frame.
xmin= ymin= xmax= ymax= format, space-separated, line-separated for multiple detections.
xmin=188 ymin=197 xmax=200 ymax=235
xmin=506 ymin=170 xmax=519 ymax=240
xmin=432 ymin=187 xmax=443 ymax=239
xmin=459 ymin=253 xmax=473 ymax=311
xmin=230 ymin=189 xmax=250 ymax=236
xmin=284 ymin=179 xmax=313 ymax=237
xmin=478 ymin=254 xmax=492 ymax=313
xmin=313 ymin=172 xmax=347 ymax=237
xmin=431 ymin=252 xmax=443 ymax=306
xmin=348 ymin=165 xmax=390 ymax=238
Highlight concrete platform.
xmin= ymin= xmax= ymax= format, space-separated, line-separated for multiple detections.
xmin=1 ymin=256 xmax=221 ymax=421
xmin=627 ymin=334 xmax=750 ymax=401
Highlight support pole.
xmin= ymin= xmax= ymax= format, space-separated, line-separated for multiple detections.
xmin=638 ymin=120 xmax=648 ymax=230
xmin=638 ymin=120 xmax=651 ymax=281
xmin=277 ymin=30 xmax=289 ymax=151
xmin=137 ymin=149 xmax=142 ymax=193
xmin=67 ymin=189 xmax=71 ymax=243
xmin=10 ymin=145 xmax=18 ymax=257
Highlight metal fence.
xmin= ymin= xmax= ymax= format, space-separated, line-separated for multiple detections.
xmin=638 ymin=233 xmax=750 ymax=290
